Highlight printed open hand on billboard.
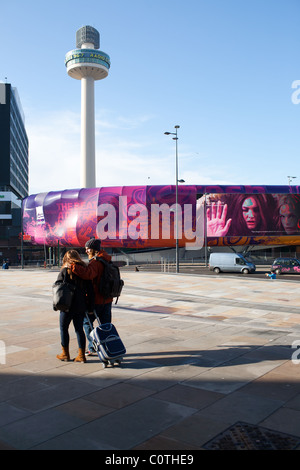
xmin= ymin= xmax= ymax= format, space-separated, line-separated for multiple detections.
xmin=206 ymin=201 xmax=232 ymax=237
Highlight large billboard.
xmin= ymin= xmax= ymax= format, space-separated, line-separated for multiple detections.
xmin=22 ymin=185 xmax=300 ymax=248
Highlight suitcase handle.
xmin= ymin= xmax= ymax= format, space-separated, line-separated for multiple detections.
xmin=85 ymin=312 xmax=112 ymax=331
xmin=85 ymin=312 xmax=94 ymax=330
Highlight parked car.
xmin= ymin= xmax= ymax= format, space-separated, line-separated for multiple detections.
xmin=209 ymin=252 xmax=256 ymax=274
xmin=271 ymin=258 xmax=300 ymax=274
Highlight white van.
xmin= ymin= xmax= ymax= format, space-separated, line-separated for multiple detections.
xmin=209 ymin=252 xmax=256 ymax=274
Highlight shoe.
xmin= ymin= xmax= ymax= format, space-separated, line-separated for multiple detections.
xmin=85 ymin=349 xmax=96 ymax=356
xmin=56 ymin=346 xmax=71 ymax=362
xmin=74 ymin=348 xmax=86 ymax=363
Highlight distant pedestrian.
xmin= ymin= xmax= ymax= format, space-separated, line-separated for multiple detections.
xmin=265 ymin=272 xmax=276 ymax=280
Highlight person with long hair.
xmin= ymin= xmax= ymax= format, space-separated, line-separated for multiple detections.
xmin=227 ymin=194 xmax=273 ymax=236
xmin=274 ymin=195 xmax=300 ymax=235
xmin=56 ymin=250 xmax=94 ymax=363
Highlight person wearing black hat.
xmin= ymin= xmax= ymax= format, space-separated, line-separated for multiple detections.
xmin=70 ymin=237 xmax=113 ymax=355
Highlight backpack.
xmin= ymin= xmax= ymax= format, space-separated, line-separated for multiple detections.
xmin=97 ymin=258 xmax=124 ymax=304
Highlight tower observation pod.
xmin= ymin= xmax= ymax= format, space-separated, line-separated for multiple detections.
xmin=65 ymin=26 xmax=110 ymax=188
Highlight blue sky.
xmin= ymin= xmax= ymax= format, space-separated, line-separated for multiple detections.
xmin=1 ymin=0 xmax=300 ymax=195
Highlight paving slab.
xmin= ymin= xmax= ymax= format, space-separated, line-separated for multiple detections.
xmin=1 ymin=268 xmax=300 ymax=450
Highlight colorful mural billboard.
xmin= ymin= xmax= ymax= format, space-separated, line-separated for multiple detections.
xmin=22 ymin=185 xmax=300 ymax=248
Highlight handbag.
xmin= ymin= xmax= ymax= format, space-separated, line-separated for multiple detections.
xmin=52 ymin=280 xmax=76 ymax=312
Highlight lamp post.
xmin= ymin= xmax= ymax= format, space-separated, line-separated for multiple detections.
xmin=288 ymin=176 xmax=296 ymax=186
xmin=17 ymin=197 xmax=24 ymax=269
xmin=21 ymin=200 xmax=24 ymax=269
xmin=164 ymin=125 xmax=182 ymax=273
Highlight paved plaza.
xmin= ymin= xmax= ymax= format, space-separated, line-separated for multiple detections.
xmin=1 ymin=268 xmax=300 ymax=450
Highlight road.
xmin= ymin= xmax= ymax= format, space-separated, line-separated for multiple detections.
xmin=120 ymin=264 xmax=300 ymax=281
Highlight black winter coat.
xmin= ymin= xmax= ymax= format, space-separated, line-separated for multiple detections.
xmin=56 ymin=267 xmax=94 ymax=315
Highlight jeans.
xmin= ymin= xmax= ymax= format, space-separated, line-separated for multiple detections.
xmin=84 ymin=303 xmax=112 ymax=351
xmin=59 ymin=311 xmax=86 ymax=350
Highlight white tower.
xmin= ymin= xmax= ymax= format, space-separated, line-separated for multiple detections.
xmin=65 ymin=26 xmax=110 ymax=188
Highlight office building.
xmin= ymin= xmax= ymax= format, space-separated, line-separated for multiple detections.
xmin=0 ymin=82 xmax=29 ymax=264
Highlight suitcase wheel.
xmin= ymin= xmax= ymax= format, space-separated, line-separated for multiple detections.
xmin=112 ymin=360 xmax=122 ymax=367
xmin=102 ymin=359 xmax=122 ymax=368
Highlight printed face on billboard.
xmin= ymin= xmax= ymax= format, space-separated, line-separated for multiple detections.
xmin=197 ymin=193 xmax=300 ymax=237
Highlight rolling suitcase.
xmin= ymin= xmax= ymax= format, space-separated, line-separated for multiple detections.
xmin=87 ymin=313 xmax=126 ymax=368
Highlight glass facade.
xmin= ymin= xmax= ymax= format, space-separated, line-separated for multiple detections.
xmin=65 ymin=49 xmax=110 ymax=70
xmin=10 ymin=87 xmax=29 ymax=198
xmin=0 ymin=83 xmax=28 ymax=264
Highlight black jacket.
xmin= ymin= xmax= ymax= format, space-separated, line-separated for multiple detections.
xmin=56 ymin=267 xmax=94 ymax=315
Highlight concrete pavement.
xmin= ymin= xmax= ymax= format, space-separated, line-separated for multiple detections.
xmin=1 ymin=268 xmax=300 ymax=450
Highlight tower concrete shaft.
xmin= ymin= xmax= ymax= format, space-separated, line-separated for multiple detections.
xmin=81 ymin=76 xmax=95 ymax=187
xmin=65 ymin=26 xmax=110 ymax=188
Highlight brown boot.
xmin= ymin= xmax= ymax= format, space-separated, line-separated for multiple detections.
xmin=56 ymin=346 xmax=70 ymax=362
xmin=74 ymin=348 xmax=86 ymax=363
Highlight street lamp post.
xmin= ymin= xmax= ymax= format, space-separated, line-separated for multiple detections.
xmin=17 ymin=197 xmax=24 ymax=269
xmin=164 ymin=125 xmax=181 ymax=273
xmin=287 ymin=176 xmax=296 ymax=186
